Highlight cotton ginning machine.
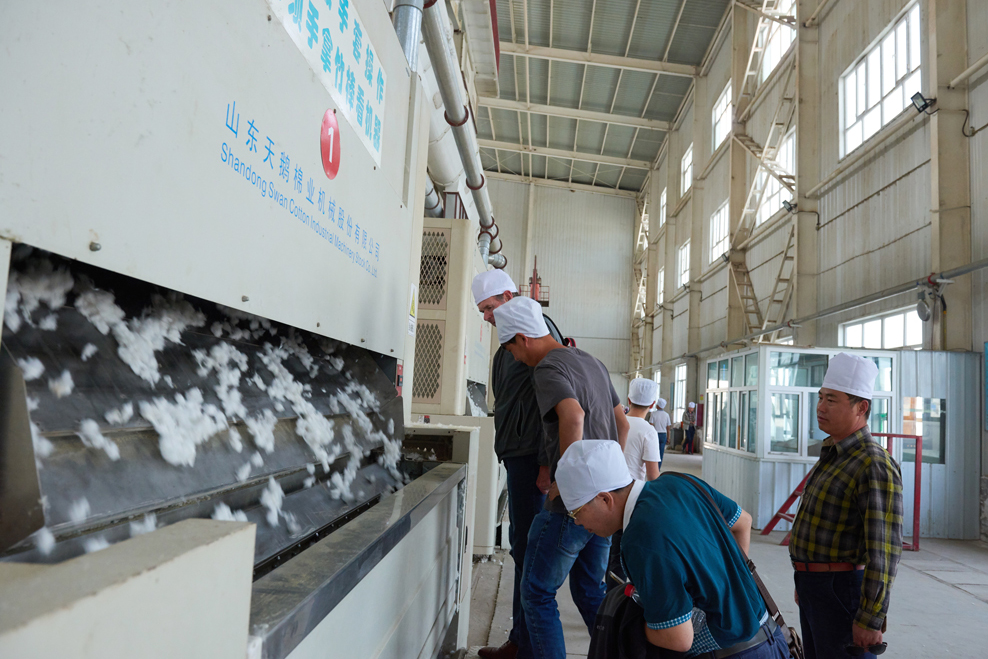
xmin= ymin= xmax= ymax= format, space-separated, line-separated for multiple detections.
xmin=0 ymin=1 xmax=474 ymax=657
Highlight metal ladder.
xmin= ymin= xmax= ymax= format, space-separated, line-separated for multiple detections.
xmin=737 ymin=0 xmax=797 ymax=118
xmin=729 ymin=253 xmax=765 ymax=334
xmin=630 ymin=202 xmax=649 ymax=374
xmin=758 ymin=222 xmax=797 ymax=342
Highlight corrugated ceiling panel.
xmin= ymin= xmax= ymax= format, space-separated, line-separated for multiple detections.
xmin=620 ymin=169 xmax=648 ymax=191
xmin=547 ymin=116 xmax=577 ymax=150
xmin=546 ymin=158 xmax=571 ymax=180
xmin=551 ymin=0 xmax=594 ymax=51
xmin=626 ymin=1 xmax=680 ymax=61
xmin=526 ymin=57 xmax=550 ymax=104
xmin=648 ymin=76 xmax=693 ymax=120
xmin=570 ymin=162 xmax=598 ymax=185
xmin=595 ymin=165 xmax=623 ymax=188
xmin=576 ymin=122 xmax=606 ymax=153
xmin=579 ymin=66 xmax=623 ymax=112
xmin=480 ymin=148 xmax=499 ymax=170
xmin=630 ymin=129 xmax=665 ymax=162
xmin=611 ymin=70 xmax=656 ymax=116
xmin=477 ymin=112 xmax=494 ymax=140
xmin=497 ymin=53 xmax=518 ymax=99
xmin=588 ymin=0 xmax=640 ymax=57
xmin=666 ymin=23 xmax=718 ymax=64
xmin=526 ymin=0 xmax=552 ymax=46
xmin=601 ymin=124 xmax=636 ymax=158
xmin=490 ymin=107 xmax=522 ymax=143
xmin=529 ymin=113 xmax=548 ymax=147
xmin=547 ymin=61 xmax=585 ymax=107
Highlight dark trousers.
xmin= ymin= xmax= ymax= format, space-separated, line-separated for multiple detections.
xmin=503 ymin=455 xmax=547 ymax=657
xmin=657 ymin=432 xmax=667 ymax=464
xmin=684 ymin=427 xmax=696 ymax=454
xmin=794 ymin=570 xmax=877 ymax=659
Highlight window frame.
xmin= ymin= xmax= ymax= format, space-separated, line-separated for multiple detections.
xmin=681 ymin=144 xmax=693 ymax=196
xmin=708 ymin=199 xmax=730 ymax=265
xmin=838 ymin=2 xmax=922 ymax=159
xmin=658 ymin=188 xmax=667 ymax=228
xmin=674 ymin=363 xmax=687 ymax=422
xmin=657 ymin=267 xmax=665 ymax=305
xmin=840 ymin=307 xmax=924 ymax=350
xmin=758 ymin=0 xmax=796 ymax=85
xmin=712 ymin=81 xmax=733 ymax=150
xmin=678 ymin=241 xmax=691 ymax=288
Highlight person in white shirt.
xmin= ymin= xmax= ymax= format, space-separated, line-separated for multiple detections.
xmin=606 ymin=378 xmax=661 ymax=589
xmin=650 ymin=397 xmax=672 ymax=465
xmin=624 ymin=378 xmax=661 ymax=481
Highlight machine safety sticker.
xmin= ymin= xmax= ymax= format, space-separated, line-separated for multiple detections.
xmin=269 ymin=0 xmax=387 ymax=167
xmin=220 ymin=100 xmax=379 ymax=278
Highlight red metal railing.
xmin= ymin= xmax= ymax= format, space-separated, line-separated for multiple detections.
xmin=761 ymin=432 xmax=922 ymax=551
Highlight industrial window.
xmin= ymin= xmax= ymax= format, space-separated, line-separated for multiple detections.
xmin=674 ymin=363 xmax=687 ymax=422
xmin=709 ymin=200 xmax=729 ymax=264
xmin=678 ymin=241 xmax=691 ymax=288
xmin=681 ymin=144 xmax=693 ymax=196
xmin=756 ymin=131 xmax=795 ymax=225
xmin=759 ymin=0 xmax=796 ymax=84
xmin=658 ymin=188 xmax=667 ymax=228
xmin=712 ymin=82 xmax=733 ymax=150
xmin=840 ymin=2 xmax=922 ymax=158
xmin=657 ymin=268 xmax=665 ymax=305
xmin=841 ymin=308 xmax=923 ymax=350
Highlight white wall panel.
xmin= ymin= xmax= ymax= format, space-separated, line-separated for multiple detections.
xmin=485 ymin=180 xmax=530 ymax=287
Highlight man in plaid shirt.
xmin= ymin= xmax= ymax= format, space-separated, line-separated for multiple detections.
xmin=790 ymin=353 xmax=903 ymax=659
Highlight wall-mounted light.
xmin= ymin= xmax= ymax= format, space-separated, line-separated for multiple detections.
xmin=911 ymin=92 xmax=936 ymax=114
xmin=782 ymin=199 xmax=797 ymax=213
xmin=721 ymin=252 xmax=730 ymax=264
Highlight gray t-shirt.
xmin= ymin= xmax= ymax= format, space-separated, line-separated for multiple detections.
xmin=533 ymin=347 xmax=621 ymax=511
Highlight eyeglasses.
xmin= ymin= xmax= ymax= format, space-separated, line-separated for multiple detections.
xmin=567 ymin=502 xmax=587 ymax=520
xmin=845 ymin=642 xmax=887 ymax=656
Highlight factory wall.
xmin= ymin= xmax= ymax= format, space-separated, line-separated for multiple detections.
xmin=488 ymin=179 xmax=634 ymax=398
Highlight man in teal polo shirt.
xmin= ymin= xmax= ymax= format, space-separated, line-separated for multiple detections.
xmin=556 ymin=440 xmax=791 ymax=659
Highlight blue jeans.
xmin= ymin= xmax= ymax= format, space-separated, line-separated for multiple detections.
xmin=684 ymin=427 xmax=696 ymax=453
xmin=503 ymin=455 xmax=547 ymax=657
xmin=795 ymin=570 xmax=877 ymax=659
xmin=658 ymin=432 xmax=667 ymax=464
xmin=521 ymin=508 xmax=611 ymax=659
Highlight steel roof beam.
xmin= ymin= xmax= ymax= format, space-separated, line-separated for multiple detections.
xmin=500 ymin=42 xmax=698 ymax=78
xmin=479 ymin=139 xmax=652 ymax=169
xmin=488 ymin=171 xmax=639 ymax=197
xmin=478 ymin=97 xmax=669 ymax=131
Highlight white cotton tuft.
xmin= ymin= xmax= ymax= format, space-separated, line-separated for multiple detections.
xmin=31 ymin=421 xmax=54 ymax=460
xmin=26 ymin=396 xmax=39 ymax=412
xmin=38 ymin=314 xmax=57 ymax=331
xmin=387 ymin=418 xmax=395 ymax=436
xmin=48 ymin=370 xmax=74 ymax=398
xmin=228 ymin=427 xmax=244 ymax=453
xmin=4 ymin=290 xmax=21 ymax=333
xmin=250 ymin=451 xmax=264 ymax=467
xmin=139 ymin=388 xmax=228 ymax=467
xmin=80 ymin=343 xmax=98 ymax=361
xmin=194 ymin=343 xmax=249 ymax=420
xmin=129 ymin=513 xmax=158 ymax=537
xmin=329 ymin=356 xmax=344 ymax=372
xmin=111 ymin=293 xmax=207 ymax=385
xmin=83 ymin=536 xmax=111 ymax=553
xmin=163 ymin=375 xmax=174 ymax=388
xmin=211 ymin=322 xmax=224 ymax=338
xmin=17 ymin=357 xmax=45 ymax=381
xmin=74 ymin=288 xmax=125 ymax=335
xmin=283 ymin=511 xmax=301 ymax=535
xmin=104 ymin=402 xmax=134 ymax=425
xmin=246 ymin=409 xmax=278 ymax=454
xmin=68 ymin=497 xmax=91 ymax=523
xmin=260 ymin=477 xmax=284 ymax=527
xmin=303 ymin=476 xmax=316 ymax=488
xmin=251 ymin=373 xmax=268 ymax=391
xmin=6 ymin=259 xmax=74 ymax=328
xmin=78 ymin=419 xmax=121 ymax=461
xmin=34 ymin=527 xmax=56 ymax=555
xmin=212 ymin=502 xmax=248 ymax=522
xmin=236 ymin=462 xmax=252 ymax=482
xmin=306 ymin=463 xmax=316 ymax=475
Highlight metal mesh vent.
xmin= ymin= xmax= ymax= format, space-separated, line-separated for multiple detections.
xmin=419 ymin=229 xmax=450 ymax=310
xmin=412 ymin=319 xmax=445 ymax=403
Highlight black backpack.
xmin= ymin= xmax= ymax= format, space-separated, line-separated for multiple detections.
xmin=587 ymin=584 xmax=686 ymax=659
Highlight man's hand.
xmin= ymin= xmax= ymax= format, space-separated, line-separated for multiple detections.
xmin=547 ymin=482 xmax=559 ymax=500
xmin=536 ymin=465 xmax=551 ymax=494
xmin=852 ymin=624 xmax=882 ymax=648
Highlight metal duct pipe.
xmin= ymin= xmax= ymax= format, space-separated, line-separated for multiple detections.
xmin=421 ymin=0 xmax=504 ymax=268
xmin=424 ymin=175 xmax=443 ymax=218
xmin=640 ymin=256 xmax=988 ymax=371
xmin=392 ymin=0 xmax=425 ymax=72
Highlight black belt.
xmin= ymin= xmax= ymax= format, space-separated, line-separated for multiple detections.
xmin=697 ymin=618 xmax=779 ymax=659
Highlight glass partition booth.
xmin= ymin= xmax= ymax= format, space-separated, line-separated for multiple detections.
xmin=701 ymin=346 xmax=896 ymax=532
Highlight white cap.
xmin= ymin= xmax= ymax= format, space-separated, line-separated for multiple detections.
xmin=688 ymin=402 xmax=696 ymax=409
xmin=492 ymin=296 xmax=549 ymax=345
xmin=656 ymin=397 xmax=667 ymax=410
xmin=472 ymin=270 xmax=518 ymax=306
xmin=821 ymin=352 xmax=878 ymax=400
xmin=556 ymin=440 xmax=633 ymax=512
xmin=628 ymin=378 xmax=658 ymax=406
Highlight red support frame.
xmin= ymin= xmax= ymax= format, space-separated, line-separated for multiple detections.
xmin=761 ymin=433 xmax=923 ymax=551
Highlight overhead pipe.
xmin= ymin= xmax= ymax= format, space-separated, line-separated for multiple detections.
xmin=949 ymin=50 xmax=988 ymax=89
xmin=420 ymin=0 xmax=505 ymax=268
xmin=639 ymin=256 xmax=988 ymax=372
xmin=392 ymin=0 xmax=425 ymax=72
xmin=423 ymin=175 xmax=444 ymax=218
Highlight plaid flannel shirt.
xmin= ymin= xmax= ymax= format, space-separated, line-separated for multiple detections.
xmin=789 ymin=427 xmax=903 ymax=630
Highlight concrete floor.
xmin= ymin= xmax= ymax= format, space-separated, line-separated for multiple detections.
xmin=467 ymin=452 xmax=988 ymax=658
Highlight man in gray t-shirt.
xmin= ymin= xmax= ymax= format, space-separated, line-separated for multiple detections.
xmin=494 ymin=296 xmax=628 ymax=659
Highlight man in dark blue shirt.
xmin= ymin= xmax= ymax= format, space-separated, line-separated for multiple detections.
xmin=556 ymin=440 xmax=791 ymax=659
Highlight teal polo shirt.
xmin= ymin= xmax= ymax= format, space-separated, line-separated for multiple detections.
xmin=621 ymin=476 xmax=766 ymax=650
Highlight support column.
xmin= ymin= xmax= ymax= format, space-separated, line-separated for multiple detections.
xmin=928 ymin=0 xmax=972 ymax=350
xmin=793 ymin=0 xmax=821 ymax=345
xmin=688 ymin=76 xmax=709 ymax=430
xmin=727 ymin=7 xmax=751 ymax=342
xmin=660 ymin=135 xmax=680 ymax=400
